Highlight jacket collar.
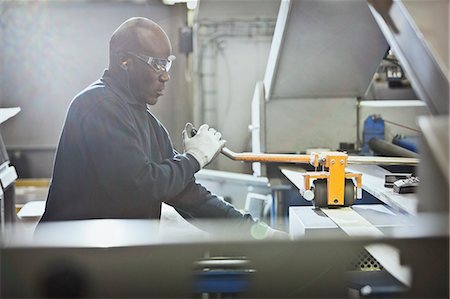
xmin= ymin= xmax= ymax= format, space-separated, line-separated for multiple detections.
xmin=101 ymin=69 xmax=148 ymax=110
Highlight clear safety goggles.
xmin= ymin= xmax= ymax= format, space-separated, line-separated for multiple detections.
xmin=127 ymin=51 xmax=176 ymax=72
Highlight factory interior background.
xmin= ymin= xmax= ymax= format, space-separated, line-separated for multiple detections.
xmin=0 ymin=0 xmax=448 ymax=298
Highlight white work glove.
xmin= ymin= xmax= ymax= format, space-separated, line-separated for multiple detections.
xmin=183 ymin=123 xmax=226 ymax=168
xmin=266 ymin=227 xmax=290 ymax=240
xmin=250 ymin=222 xmax=290 ymax=240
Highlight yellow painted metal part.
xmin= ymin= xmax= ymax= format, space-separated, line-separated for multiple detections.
xmin=345 ymin=172 xmax=362 ymax=189
xmin=304 ymin=172 xmax=362 ymax=189
xmin=302 ymin=152 xmax=362 ymax=206
xmin=222 ymin=148 xmax=367 ymax=207
xmin=325 ymin=152 xmax=348 ymax=205
xmin=303 ymin=172 xmax=328 ymax=191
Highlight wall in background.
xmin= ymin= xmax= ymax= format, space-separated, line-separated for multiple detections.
xmin=194 ymin=0 xmax=279 ymax=173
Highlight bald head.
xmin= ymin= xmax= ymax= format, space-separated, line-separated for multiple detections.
xmin=107 ymin=17 xmax=173 ymax=105
xmin=109 ymin=17 xmax=171 ymax=71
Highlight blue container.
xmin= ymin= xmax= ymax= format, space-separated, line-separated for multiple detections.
xmin=361 ymin=115 xmax=385 ymax=154
xmin=393 ymin=135 xmax=419 ymax=153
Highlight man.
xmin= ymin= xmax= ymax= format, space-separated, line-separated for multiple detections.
xmin=39 ymin=17 xmax=275 ymax=236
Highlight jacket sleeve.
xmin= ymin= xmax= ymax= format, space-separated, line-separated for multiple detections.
xmin=168 ymin=179 xmax=256 ymax=233
xmin=80 ymin=100 xmax=200 ymax=203
xmin=164 ymin=149 xmax=256 ymax=232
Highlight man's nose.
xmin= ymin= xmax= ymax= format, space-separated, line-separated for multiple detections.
xmin=159 ymin=72 xmax=170 ymax=82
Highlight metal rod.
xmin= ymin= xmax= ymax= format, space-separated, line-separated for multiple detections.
xmin=347 ymin=156 xmax=419 ymax=165
xmin=221 ymin=147 xmax=311 ymax=163
xmin=221 ymin=147 xmax=419 ymax=165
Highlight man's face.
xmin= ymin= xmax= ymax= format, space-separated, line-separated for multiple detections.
xmin=128 ymin=30 xmax=172 ymax=105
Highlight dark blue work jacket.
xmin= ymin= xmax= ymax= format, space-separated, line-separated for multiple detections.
xmin=39 ymin=70 xmax=252 ymax=227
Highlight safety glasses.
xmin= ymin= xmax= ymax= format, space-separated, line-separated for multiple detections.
xmin=127 ymin=51 xmax=176 ymax=72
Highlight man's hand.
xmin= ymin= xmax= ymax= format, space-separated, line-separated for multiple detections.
xmin=250 ymin=222 xmax=290 ymax=240
xmin=265 ymin=227 xmax=290 ymax=240
xmin=183 ymin=124 xmax=226 ymax=168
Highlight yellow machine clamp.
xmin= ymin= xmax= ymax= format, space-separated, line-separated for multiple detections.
xmin=221 ymin=148 xmax=418 ymax=208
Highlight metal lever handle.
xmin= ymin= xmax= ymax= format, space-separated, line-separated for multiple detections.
xmin=185 ymin=124 xmax=419 ymax=165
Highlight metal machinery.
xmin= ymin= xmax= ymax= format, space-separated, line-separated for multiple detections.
xmin=222 ymin=147 xmax=419 ymax=207
xmin=249 ymin=0 xmax=389 ymax=163
xmin=183 ymin=2 xmax=447 ymax=297
xmin=242 ymin=0 xmax=447 ymax=216
xmin=0 ymin=108 xmax=20 ymax=233
xmin=222 ymin=0 xmax=449 ymax=297
xmin=1 ymin=218 xmax=447 ymax=298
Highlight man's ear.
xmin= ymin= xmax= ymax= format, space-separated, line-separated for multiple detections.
xmin=118 ymin=55 xmax=129 ymax=70
xmin=120 ymin=61 xmax=128 ymax=70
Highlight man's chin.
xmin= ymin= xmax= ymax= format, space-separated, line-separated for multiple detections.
xmin=146 ymin=96 xmax=158 ymax=105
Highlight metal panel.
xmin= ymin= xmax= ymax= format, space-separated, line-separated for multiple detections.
xmin=368 ymin=0 xmax=449 ymax=114
xmin=417 ymin=116 xmax=449 ymax=213
xmin=267 ymin=0 xmax=388 ymax=100
xmin=2 ymin=233 xmax=359 ymax=298
xmin=402 ymin=0 xmax=449 ymax=73
xmin=347 ymin=164 xmax=418 ymax=215
xmin=196 ymin=0 xmax=281 ymax=21
xmin=266 ymin=98 xmax=357 ymax=153
xmin=250 ymin=82 xmax=266 ymax=176
xmin=263 ymin=0 xmax=291 ymax=101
